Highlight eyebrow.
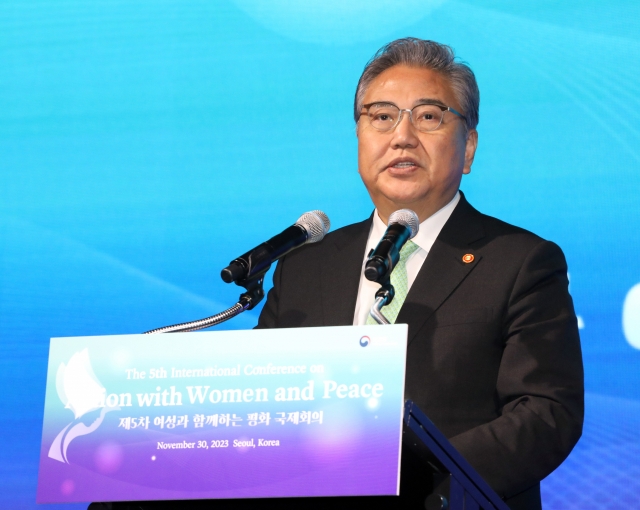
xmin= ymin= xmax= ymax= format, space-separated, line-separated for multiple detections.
xmin=414 ymin=97 xmax=448 ymax=107
xmin=365 ymin=98 xmax=448 ymax=108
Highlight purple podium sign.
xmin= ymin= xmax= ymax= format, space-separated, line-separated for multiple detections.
xmin=37 ymin=325 xmax=408 ymax=504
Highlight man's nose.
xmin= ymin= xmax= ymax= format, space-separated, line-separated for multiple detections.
xmin=391 ymin=110 xmax=419 ymax=148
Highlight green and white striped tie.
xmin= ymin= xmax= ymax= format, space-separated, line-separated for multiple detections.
xmin=366 ymin=240 xmax=420 ymax=325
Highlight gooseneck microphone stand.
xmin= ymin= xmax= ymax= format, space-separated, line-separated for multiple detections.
xmin=144 ymin=273 xmax=266 ymax=334
xmin=368 ymin=278 xmax=394 ymax=325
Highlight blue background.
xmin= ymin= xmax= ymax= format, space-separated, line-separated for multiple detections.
xmin=1 ymin=1 xmax=639 ymax=508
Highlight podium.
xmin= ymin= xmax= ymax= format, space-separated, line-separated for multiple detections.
xmin=37 ymin=327 xmax=509 ymax=510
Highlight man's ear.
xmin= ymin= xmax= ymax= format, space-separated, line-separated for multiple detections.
xmin=463 ymin=128 xmax=478 ymax=174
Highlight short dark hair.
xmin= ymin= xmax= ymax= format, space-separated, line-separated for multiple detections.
xmin=354 ymin=38 xmax=479 ymax=130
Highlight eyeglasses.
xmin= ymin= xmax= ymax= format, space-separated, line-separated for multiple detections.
xmin=360 ymin=102 xmax=466 ymax=133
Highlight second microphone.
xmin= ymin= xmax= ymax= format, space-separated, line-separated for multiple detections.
xmin=364 ymin=209 xmax=419 ymax=283
xmin=221 ymin=211 xmax=331 ymax=284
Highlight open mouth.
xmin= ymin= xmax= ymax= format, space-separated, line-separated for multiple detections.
xmin=388 ymin=158 xmax=419 ymax=171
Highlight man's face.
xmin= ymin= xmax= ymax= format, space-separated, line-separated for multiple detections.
xmin=357 ymin=65 xmax=478 ymax=223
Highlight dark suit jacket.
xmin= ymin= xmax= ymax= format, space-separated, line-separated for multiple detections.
xmin=107 ymin=195 xmax=583 ymax=510
xmin=255 ymin=193 xmax=584 ymax=510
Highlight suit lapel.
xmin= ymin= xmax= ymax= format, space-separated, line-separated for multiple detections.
xmin=396 ymin=194 xmax=486 ymax=345
xmin=320 ymin=217 xmax=372 ymax=326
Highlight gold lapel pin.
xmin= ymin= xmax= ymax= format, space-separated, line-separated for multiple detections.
xmin=462 ymin=253 xmax=475 ymax=264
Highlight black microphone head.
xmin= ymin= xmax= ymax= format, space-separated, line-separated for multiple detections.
xmin=295 ymin=210 xmax=330 ymax=243
xmin=388 ymin=209 xmax=419 ymax=239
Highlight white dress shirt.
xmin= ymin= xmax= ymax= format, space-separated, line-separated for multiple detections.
xmin=352 ymin=191 xmax=461 ymax=325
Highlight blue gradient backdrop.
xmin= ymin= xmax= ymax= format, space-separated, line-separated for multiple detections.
xmin=1 ymin=1 xmax=639 ymax=508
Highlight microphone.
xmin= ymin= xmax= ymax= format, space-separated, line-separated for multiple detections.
xmin=364 ymin=209 xmax=419 ymax=283
xmin=221 ymin=211 xmax=331 ymax=284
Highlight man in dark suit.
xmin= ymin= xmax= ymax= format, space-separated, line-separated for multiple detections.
xmin=104 ymin=37 xmax=582 ymax=510
xmin=256 ymin=38 xmax=584 ymax=509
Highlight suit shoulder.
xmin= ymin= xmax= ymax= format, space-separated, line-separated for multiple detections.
xmin=480 ymin=212 xmax=543 ymax=241
xmin=462 ymin=201 xmax=565 ymax=262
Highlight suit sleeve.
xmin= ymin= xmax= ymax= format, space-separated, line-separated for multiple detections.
xmin=449 ymin=240 xmax=584 ymax=498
